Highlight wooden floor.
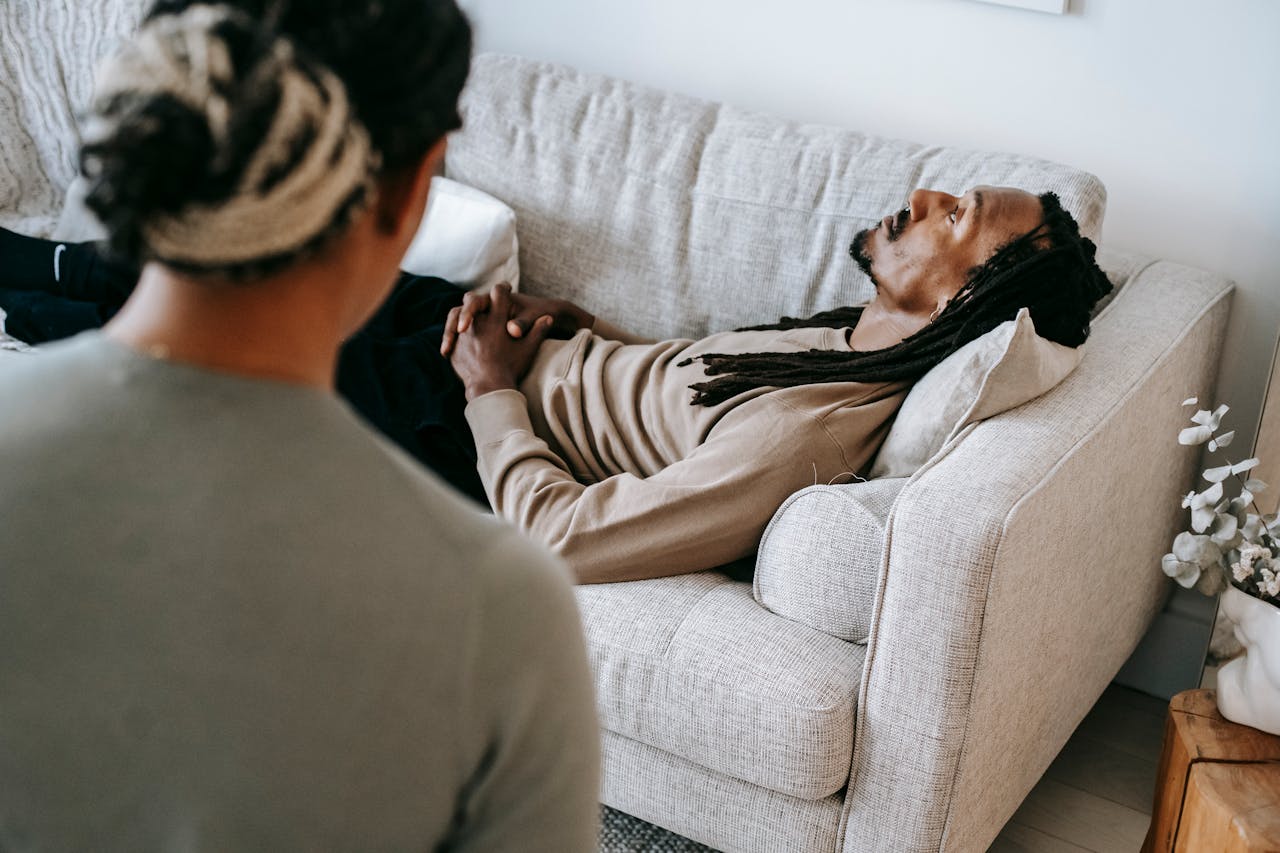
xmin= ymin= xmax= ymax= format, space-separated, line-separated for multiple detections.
xmin=988 ymin=684 xmax=1169 ymax=852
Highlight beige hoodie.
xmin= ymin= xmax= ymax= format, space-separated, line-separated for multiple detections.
xmin=464 ymin=318 xmax=907 ymax=583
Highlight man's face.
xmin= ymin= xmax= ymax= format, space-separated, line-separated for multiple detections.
xmin=849 ymin=185 xmax=1045 ymax=322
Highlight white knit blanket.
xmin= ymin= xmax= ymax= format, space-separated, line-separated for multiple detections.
xmin=0 ymin=0 xmax=146 ymax=238
xmin=0 ymin=310 xmax=37 ymax=355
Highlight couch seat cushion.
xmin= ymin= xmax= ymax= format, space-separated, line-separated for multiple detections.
xmin=576 ymin=573 xmax=864 ymax=800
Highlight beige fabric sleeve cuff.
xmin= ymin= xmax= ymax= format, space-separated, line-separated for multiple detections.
xmin=464 ymin=388 xmax=534 ymax=445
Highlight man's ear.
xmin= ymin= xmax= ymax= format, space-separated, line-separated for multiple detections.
xmin=374 ymin=136 xmax=448 ymax=238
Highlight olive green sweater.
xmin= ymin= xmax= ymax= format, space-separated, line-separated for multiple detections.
xmin=464 ymin=320 xmax=907 ymax=583
xmin=0 ymin=334 xmax=600 ymax=852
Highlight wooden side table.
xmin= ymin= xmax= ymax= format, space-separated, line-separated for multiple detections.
xmin=1143 ymin=689 xmax=1280 ymax=852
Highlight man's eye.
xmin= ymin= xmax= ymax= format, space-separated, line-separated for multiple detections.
xmin=948 ymin=206 xmax=959 ymax=224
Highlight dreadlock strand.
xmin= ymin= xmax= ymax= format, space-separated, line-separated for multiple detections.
xmin=737 ymin=305 xmax=866 ymax=332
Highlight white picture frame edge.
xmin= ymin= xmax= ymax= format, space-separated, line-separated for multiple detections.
xmin=968 ymin=0 xmax=1068 ymax=14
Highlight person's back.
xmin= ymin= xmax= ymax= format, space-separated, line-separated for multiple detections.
xmin=0 ymin=2 xmax=599 ymax=849
xmin=0 ymin=335 xmax=597 ymax=851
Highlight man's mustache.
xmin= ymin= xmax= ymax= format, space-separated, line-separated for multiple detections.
xmin=887 ymin=205 xmax=910 ymax=241
xmin=849 ymin=203 xmax=909 ymax=288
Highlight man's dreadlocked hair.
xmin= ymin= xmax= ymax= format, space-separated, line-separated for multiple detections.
xmin=681 ymin=191 xmax=1112 ymax=407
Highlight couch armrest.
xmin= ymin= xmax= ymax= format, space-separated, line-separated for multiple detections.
xmin=754 ymin=478 xmax=909 ymax=642
xmin=839 ymin=256 xmax=1233 ymax=853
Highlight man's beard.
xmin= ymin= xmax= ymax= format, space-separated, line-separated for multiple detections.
xmin=849 ymin=228 xmax=879 ymax=287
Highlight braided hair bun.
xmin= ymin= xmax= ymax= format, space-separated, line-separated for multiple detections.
xmin=81 ymin=4 xmax=379 ymax=277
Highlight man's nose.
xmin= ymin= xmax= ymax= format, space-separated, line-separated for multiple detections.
xmin=907 ymin=189 xmax=959 ymax=221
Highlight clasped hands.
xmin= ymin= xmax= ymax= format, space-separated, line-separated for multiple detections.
xmin=442 ymin=283 xmax=594 ymax=402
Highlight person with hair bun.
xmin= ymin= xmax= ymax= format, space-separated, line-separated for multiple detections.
xmin=0 ymin=3 xmax=600 ymax=851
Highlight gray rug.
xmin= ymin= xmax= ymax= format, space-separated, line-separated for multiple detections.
xmin=599 ymin=806 xmax=718 ymax=852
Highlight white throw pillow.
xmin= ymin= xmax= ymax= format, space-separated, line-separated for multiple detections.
xmin=869 ymin=308 xmax=1083 ymax=478
xmin=51 ymin=177 xmax=107 ymax=243
xmin=400 ymin=176 xmax=520 ymax=290
xmin=55 ymin=175 xmax=520 ymax=291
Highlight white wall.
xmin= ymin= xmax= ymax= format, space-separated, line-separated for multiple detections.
xmin=459 ymin=0 xmax=1280 ymax=449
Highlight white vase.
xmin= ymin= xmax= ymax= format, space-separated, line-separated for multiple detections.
xmin=1215 ymin=585 xmax=1280 ymax=735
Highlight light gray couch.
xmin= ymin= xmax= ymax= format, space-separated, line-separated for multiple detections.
xmin=446 ymin=55 xmax=1233 ymax=852
xmin=0 ymin=6 xmax=1232 ymax=848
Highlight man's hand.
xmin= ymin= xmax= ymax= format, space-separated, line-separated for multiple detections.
xmin=441 ymin=283 xmax=593 ymax=357
xmin=449 ymin=284 xmax=557 ymax=402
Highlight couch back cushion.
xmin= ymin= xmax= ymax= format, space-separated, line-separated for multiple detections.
xmin=447 ymin=53 xmax=1107 ymax=341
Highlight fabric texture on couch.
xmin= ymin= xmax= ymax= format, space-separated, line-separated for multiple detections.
xmin=841 ymin=260 xmax=1232 ymax=852
xmin=577 ymin=573 xmax=865 ymax=800
xmin=600 ymin=730 xmax=845 ymax=853
xmin=447 ymin=54 xmax=1107 ymax=344
xmin=755 ymin=477 xmax=908 ymax=643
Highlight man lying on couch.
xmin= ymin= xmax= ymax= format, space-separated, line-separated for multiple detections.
xmin=0 ymin=186 xmax=1110 ymax=582
xmin=439 ymin=185 xmax=1111 ymax=581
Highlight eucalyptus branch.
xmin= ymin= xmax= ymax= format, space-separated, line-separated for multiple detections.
xmin=1220 ymin=454 xmax=1274 ymax=547
xmin=1167 ymin=396 xmax=1280 ymax=604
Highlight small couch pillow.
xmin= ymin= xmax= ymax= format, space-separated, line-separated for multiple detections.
xmin=870 ymin=308 xmax=1083 ymax=479
xmin=754 ymin=477 xmax=909 ymax=643
xmin=400 ymin=176 xmax=519 ymax=290
xmin=52 ymin=177 xmax=107 ymax=243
